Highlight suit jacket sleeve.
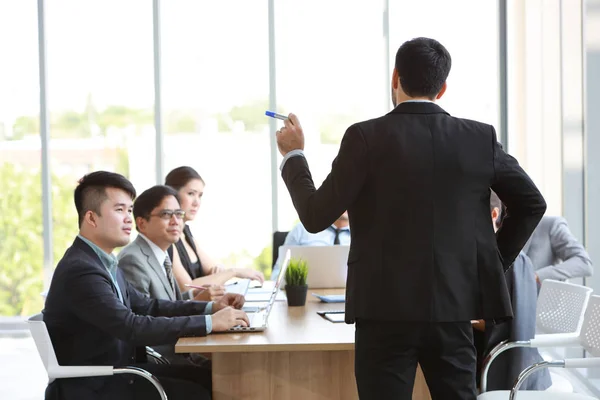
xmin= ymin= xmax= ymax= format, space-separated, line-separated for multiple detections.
xmin=536 ymin=217 xmax=593 ymax=281
xmin=491 ymin=127 xmax=547 ymax=270
xmin=281 ymin=124 xmax=369 ymax=233
xmin=118 ymin=253 xmax=152 ymax=298
xmin=67 ymin=263 xmax=209 ymax=345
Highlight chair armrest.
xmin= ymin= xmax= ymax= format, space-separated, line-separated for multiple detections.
xmin=530 ymin=332 xmax=581 ymax=347
xmin=49 ymin=365 xmax=113 ymax=380
xmin=114 ymin=367 xmax=167 ymax=400
xmin=564 ymin=357 xmax=600 ymax=369
xmin=509 ymin=360 xmax=566 ymax=400
xmin=480 ymin=340 xmax=531 ymax=392
xmin=481 ymin=333 xmax=582 ymax=393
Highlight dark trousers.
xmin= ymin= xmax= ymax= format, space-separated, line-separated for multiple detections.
xmin=355 ymin=320 xmax=477 ymax=400
xmin=45 ymin=363 xmax=211 ymax=400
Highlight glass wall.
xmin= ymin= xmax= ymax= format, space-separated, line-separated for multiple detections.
xmin=506 ymin=0 xmax=564 ymax=217
xmin=389 ymin=0 xmax=500 ymax=128
xmin=275 ymin=0 xmax=389 ymax=233
xmin=161 ymin=0 xmax=271 ymax=276
xmin=45 ymin=0 xmax=155 ymax=258
xmin=0 ymin=1 xmax=43 ymax=318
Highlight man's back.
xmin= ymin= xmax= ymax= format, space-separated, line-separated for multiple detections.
xmin=282 ymin=101 xmax=546 ymax=324
xmin=347 ymin=102 xmax=508 ymax=322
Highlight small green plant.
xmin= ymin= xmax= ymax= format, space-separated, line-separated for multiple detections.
xmin=285 ymin=257 xmax=309 ymax=286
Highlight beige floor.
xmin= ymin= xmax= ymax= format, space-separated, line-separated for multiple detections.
xmin=0 ymin=334 xmax=47 ymax=400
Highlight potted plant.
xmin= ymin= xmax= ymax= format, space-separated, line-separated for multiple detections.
xmin=284 ymin=257 xmax=309 ymax=306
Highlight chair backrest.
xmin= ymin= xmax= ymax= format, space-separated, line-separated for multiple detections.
xmin=536 ymin=279 xmax=593 ymax=334
xmin=579 ymin=295 xmax=600 ymax=356
xmin=28 ymin=313 xmax=59 ymax=373
xmin=272 ymin=231 xmax=289 ymax=268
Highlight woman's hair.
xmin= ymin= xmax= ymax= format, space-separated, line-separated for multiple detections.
xmin=164 ymin=166 xmax=204 ymax=191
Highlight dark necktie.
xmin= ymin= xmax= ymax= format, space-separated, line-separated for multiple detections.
xmin=164 ymin=256 xmax=176 ymax=295
xmin=330 ymin=226 xmax=342 ymax=245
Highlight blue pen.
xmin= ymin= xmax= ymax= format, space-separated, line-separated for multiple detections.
xmin=265 ymin=111 xmax=288 ymax=120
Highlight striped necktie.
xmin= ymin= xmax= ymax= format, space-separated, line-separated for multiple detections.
xmin=164 ymin=256 xmax=176 ymax=295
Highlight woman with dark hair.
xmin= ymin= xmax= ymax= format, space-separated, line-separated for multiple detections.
xmin=165 ymin=166 xmax=264 ymax=300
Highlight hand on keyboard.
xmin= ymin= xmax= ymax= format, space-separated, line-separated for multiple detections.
xmin=211 ymin=307 xmax=250 ymax=332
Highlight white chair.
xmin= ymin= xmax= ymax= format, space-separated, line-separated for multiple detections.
xmin=478 ymin=294 xmax=600 ymax=400
xmin=481 ymin=280 xmax=593 ymax=392
xmin=28 ymin=313 xmax=168 ymax=400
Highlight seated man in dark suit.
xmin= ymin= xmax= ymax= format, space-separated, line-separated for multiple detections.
xmin=43 ymin=171 xmax=250 ymax=400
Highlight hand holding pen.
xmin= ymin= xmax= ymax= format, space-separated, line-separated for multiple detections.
xmin=266 ymin=111 xmax=305 ymax=156
xmin=186 ymin=283 xmax=226 ymax=302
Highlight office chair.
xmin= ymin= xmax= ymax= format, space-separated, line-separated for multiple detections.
xmin=272 ymin=231 xmax=289 ymax=269
xmin=480 ymin=280 xmax=593 ymax=393
xmin=28 ymin=314 xmax=168 ymax=400
xmin=478 ymin=294 xmax=600 ymax=399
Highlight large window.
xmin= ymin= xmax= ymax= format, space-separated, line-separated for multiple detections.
xmin=275 ymin=0 xmax=389 ymax=232
xmin=45 ymin=0 xmax=155 ymax=257
xmin=0 ymin=1 xmax=43 ymax=318
xmin=505 ymin=0 xmax=564 ymax=216
xmin=389 ymin=0 xmax=500 ymax=127
xmin=161 ymin=1 xmax=271 ymax=276
xmin=0 ymin=2 xmax=48 ymax=397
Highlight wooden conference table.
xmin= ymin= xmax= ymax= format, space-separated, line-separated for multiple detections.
xmin=176 ymin=289 xmax=431 ymax=400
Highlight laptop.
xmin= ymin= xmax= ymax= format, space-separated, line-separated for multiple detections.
xmin=278 ymin=245 xmax=349 ymax=288
xmin=227 ymin=250 xmax=291 ymax=332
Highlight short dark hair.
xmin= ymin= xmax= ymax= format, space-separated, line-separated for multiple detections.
xmin=395 ymin=37 xmax=452 ymax=99
xmin=164 ymin=166 xmax=204 ymax=191
xmin=133 ymin=185 xmax=180 ymax=230
xmin=490 ymin=190 xmax=506 ymax=229
xmin=74 ymin=171 xmax=136 ymax=227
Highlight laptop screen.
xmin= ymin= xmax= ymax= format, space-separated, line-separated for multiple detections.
xmin=262 ymin=249 xmax=291 ymax=318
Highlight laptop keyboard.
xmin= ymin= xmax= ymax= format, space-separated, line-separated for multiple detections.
xmin=229 ymin=311 xmax=266 ymax=331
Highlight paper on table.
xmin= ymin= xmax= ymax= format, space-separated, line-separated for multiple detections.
xmin=323 ymin=313 xmax=345 ymax=323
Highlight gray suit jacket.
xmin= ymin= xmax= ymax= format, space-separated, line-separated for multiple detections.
xmin=118 ymin=236 xmax=201 ymax=364
xmin=523 ymin=216 xmax=593 ymax=281
xmin=118 ymin=235 xmax=182 ymax=301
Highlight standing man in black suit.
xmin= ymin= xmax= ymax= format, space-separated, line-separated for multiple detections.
xmin=43 ymin=171 xmax=249 ymax=400
xmin=275 ymin=37 xmax=546 ymax=399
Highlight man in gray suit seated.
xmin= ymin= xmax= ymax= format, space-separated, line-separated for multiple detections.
xmin=523 ymin=215 xmax=593 ymax=283
xmin=118 ymin=185 xmax=223 ymax=364
xmin=119 ymin=185 xmax=223 ymax=303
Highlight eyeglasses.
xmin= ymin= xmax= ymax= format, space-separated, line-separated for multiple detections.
xmin=150 ymin=209 xmax=186 ymax=220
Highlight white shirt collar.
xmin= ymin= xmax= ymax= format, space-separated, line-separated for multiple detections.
xmin=400 ymin=99 xmax=435 ymax=104
xmin=138 ymin=233 xmax=169 ymax=268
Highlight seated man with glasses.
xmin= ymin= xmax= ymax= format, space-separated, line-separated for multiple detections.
xmin=118 ymin=184 xmax=226 ymax=365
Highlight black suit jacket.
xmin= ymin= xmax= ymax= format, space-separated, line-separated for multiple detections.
xmin=43 ymin=237 xmax=208 ymax=397
xmin=281 ymin=102 xmax=546 ymax=323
